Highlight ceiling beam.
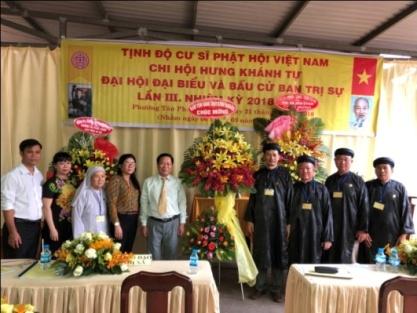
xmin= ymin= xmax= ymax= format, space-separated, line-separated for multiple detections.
xmin=95 ymin=1 xmax=117 ymax=33
xmin=0 ymin=18 xmax=58 ymax=43
xmin=190 ymin=1 xmax=199 ymax=40
xmin=1 ymin=7 xmax=416 ymax=58
xmin=4 ymin=0 xmax=47 ymax=34
xmin=353 ymin=2 xmax=417 ymax=46
xmin=272 ymin=1 xmax=310 ymax=38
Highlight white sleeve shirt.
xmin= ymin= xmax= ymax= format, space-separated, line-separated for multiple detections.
xmin=1 ymin=163 xmax=44 ymax=220
xmin=140 ymin=174 xmax=187 ymax=226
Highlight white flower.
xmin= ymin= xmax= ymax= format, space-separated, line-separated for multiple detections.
xmin=1 ymin=304 xmax=14 ymax=313
xmin=104 ymin=252 xmax=112 ymax=261
xmin=23 ymin=304 xmax=35 ymax=312
xmin=74 ymin=244 xmax=85 ymax=254
xmin=404 ymin=243 xmax=413 ymax=254
xmin=85 ymin=248 xmax=97 ymax=259
xmin=113 ymin=243 xmax=121 ymax=251
xmin=120 ymin=263 xmax=128 ymax=272
xmin=84 ymin=232 xmax=93 ymax=241
xmin=73 ymin=265 xmax=84 ymax=276
xmin=62 ymin=240 xmax=72 ymax=249
xmin=97 ymin=231 xmax=109 ymax=239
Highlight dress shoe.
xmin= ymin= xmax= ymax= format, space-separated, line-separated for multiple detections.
xmin=272 ymin=292 xmax=283 ymax=303
xmin=249 ymin=288 xmax=266 ymax=300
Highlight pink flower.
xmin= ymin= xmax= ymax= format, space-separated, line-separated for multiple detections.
xmin=265 ymin=116 xmax=292 ymax=140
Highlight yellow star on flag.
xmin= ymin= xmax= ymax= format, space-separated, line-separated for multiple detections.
xmin=357 ymin=70 xmax=372 ymax=84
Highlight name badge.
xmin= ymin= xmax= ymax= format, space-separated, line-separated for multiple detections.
xmin=302 ymin=203 xmax=312 ymax=210
xmin=333 ymin=192 xmax=343 ymax=198
xmin=96 ymin=215 xmax=106 ymax=223
xmin=264 ymin=189 xmax=274 ymax=196
xmin=373 ymin=202 xmax=385 ymax=210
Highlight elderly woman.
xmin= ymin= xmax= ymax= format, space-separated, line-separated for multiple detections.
xmin=72 ymin=166 xmax=109 ymax=238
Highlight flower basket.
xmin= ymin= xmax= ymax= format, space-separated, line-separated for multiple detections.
xmin=1 ymin=296 xmax=39 ymax=313
xmin=179 ymin=119 xmax=258 ymax=286
xmin=384 ymin=238 xmax=417 ymax=276
xmin=182 ymin=206 xmax=235 ymax=261
xmin=53 ymin=231 xmax=134 ymax=276
xmin=178 ymin=119 xmax=258 ymax=198
xmin=253 ymin=107 xmax=331 ymax=183
xmin=48 ymin=131 xmax=119 ymax=186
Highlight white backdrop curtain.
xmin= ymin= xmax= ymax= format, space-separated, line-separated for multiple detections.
xmin=1 ymin=47 xmax=417 ymax=224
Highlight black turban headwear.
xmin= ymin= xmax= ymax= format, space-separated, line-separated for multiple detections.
xmin=334 ymin=148 xmax=354 ymax=158
xmin=297 ymin=155 xmax=316 ymax=165
xmin=373 ymin=157 xmax=395 ymax=168
xmin=263 ymin=143 xmax=281 ymax=153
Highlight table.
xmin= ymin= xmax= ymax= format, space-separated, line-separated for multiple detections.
xmin=190 ymin=195 xmax=250 ymax=237
xmin=1 ymin=259 xmax=219 ymax=313
xmin=284 ymin=263 xmax=414 ymax=313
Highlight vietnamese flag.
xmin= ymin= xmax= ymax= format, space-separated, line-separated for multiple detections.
xmin=351 ymin=57 xmax=377 ymax=96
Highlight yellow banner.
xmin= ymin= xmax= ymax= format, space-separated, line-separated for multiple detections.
xmin=61 ymin=40 xmax=382 ymax=133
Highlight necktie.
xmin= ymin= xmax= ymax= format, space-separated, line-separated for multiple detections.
xmin=157 ymin=177 xmax=167 ymax=216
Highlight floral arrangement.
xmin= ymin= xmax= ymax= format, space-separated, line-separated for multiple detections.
xmin=53 ymin=231 xmax=134 ymax=276
xmin=1 ymin=296 xmax=38 ymax=313
xmin=253 ymin=107 xmax=331 ymax=182
xmin=45 ymin=177 xmax=77 ymax=222
xmin=182 ymin=206 xmax=235 ymax=261
xmin=384 ymin=238 xmax=417 ymax=276
xmin=48 ymin=131 xmax=119 ymax=185
xmin=179 ymin=119 xmax=258 ymax=197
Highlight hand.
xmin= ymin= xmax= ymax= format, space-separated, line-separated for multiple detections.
xmin=355 ymin=230 xmax=368 ymax=243
xmin=141 ymin=226 xmax=148 ymax=237
xmin=322 ymin=241 xmax=332 ymax=250
xmin=114 ymin=225 xmax=123 ymax=240
xmin=49 ymin=228 xmax=59 ymax=241
xmin=8 ymin=231 xmax=22 ymax=249
xmin=177 ymin=224 xmax=185 ymax=236
xmin=396 ymin=234 xmax=407 ymax=245
xmin=361 ymin=233 xmax=372 ymax=248
xmin=246 ymin=222 xmax=254 ymax=236
xmin=286 ymin=224 xmax=291 ymax=241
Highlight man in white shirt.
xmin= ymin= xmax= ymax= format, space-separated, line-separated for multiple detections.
xmin=140 ymin=153 xmax=187 ymax=260
xmin=1 ymin=139 xmax=44 ymax=259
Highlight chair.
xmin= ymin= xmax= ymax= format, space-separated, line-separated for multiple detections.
xmin=120 ymin=271 xmax=193 ymax=313
xmin=378 ymin=276 xmax=417 ymax=313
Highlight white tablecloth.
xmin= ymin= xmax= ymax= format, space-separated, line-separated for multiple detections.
xmin=284 ymin=263 xmax=416 ymax=313
xmin=1 ymin=259 xmax=219 ymax=313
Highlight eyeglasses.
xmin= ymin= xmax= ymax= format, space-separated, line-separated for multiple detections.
xmin=123 ymin=162 xmax=136 ymax=167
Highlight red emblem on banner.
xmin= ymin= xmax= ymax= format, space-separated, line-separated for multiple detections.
xmin=275 ymin=94 xmax=319 ymax=112
xmin=73 ymin=117 xmax=113 ymax=135
xmin=188 ymin=98 xmax=237 ymax=118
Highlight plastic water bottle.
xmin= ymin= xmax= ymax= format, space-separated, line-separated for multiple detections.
xmin=188 ymin=249 xmax=199 ymax=274
xmin=40 ymin=244 xmax=52 ymax=270
xmin=389 ymin=249 xmax=401 ymax=273
xmin=375 ymin=247 xmax=386 ymax=272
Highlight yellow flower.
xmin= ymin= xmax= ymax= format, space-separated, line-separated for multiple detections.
xmin=179 ymin=119 xmax=258 ymax=197
xmin=54 ymin=231 xmax=134 ymax=276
